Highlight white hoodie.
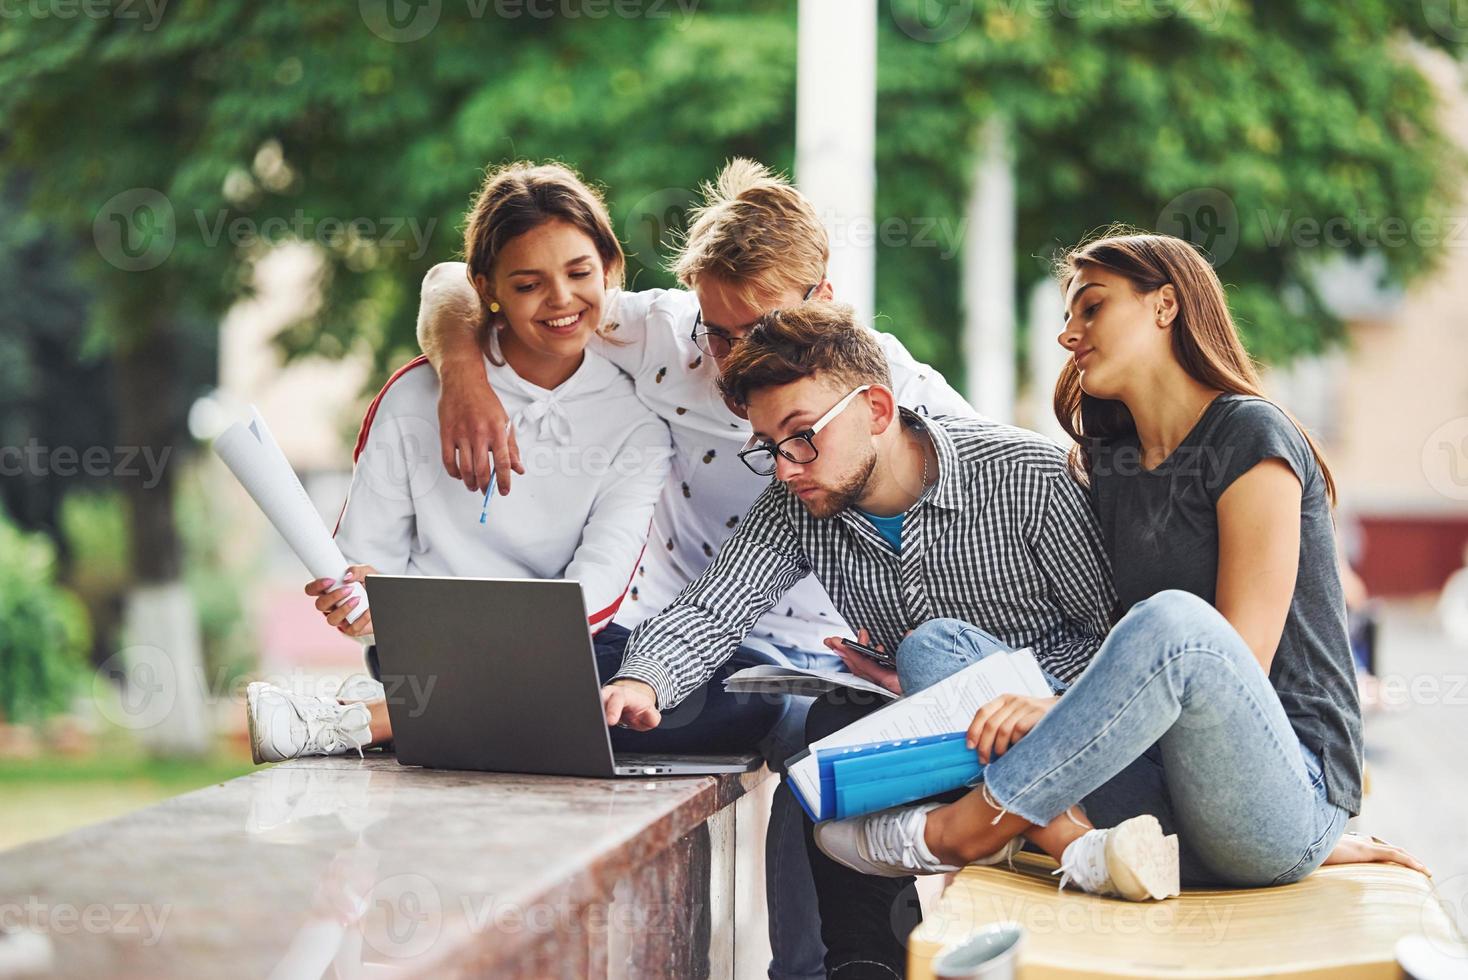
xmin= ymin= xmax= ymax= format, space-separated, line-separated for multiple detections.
xmin=334 ymin=342 xmax=672 ymax=633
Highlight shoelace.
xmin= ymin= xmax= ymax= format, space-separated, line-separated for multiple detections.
xmin=1053 ymin=827 xmax=1114 ymax=896
xmin=861 ymin=806 xmax=942 ymax=872
xmin=296 ymin=698 xmax=371 ymax=759
xmin=861 ymin=807 xmax=919 ymax=869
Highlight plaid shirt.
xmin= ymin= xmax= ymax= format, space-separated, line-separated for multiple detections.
xmin=614 ymin=411 xmax=1118 ymax=709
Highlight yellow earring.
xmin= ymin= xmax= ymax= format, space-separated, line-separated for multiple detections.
xmin=489 ymin=301 xmax=501 ymax=314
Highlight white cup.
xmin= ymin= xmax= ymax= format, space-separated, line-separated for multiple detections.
xmin=932 ymin=922 xmax=1024 ymax=980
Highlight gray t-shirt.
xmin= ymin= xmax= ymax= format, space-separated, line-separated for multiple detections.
xmin=1089 ymin=394 xmax=1363 ymax=814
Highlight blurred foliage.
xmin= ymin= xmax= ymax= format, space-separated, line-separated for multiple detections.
xmin=0 ymin=750 xmax=254 ymax=787
xmin=0 ymin=0 xmax=1460 ymax=388
xmin=59 ymin=480 xmax=254 ymax=692
xmin=0 ymin=0 xmax=799 ymax=380
xmin=880 ymin=0 xmax=1464 ymax=373
xmin=57 ymin=491 xmax=129 ymax=669
xmin=0 ymin=176 xmax=115 ymax=544
xmin=0 ymin=513 xmax=91 ymax=723
xmin=175 ymin=470 xmax=255 ymax=694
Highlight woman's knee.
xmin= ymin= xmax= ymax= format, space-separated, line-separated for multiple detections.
xmin=1128 ymin=590 xmax=1219 ymax=635
xmin=1102 ymin=590 xmax=1245 ymax=671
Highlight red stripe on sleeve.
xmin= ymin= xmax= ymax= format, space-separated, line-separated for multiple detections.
xmin=586 ymin=534 xmax=650 ymax=635
xmin=332 ymin=355 xmax=432 ymax=536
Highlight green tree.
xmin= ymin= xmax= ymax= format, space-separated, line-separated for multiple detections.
xmin=0 ymin=0 xmax=797 ymax=752
xmin=0 ymin=2 xmax=1461 ymax=750
xmin=0 ymin=513 xmax=90 ymax=725
xmin=879 ymin=0 xmax=1462 ymax=371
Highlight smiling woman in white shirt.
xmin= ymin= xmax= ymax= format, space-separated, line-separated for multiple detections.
xmin=243 ymin=161 xmax=759 ymax=763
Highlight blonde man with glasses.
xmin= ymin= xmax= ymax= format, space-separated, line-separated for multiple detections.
xmin=414 ymin=159 xmax=973 ymax=980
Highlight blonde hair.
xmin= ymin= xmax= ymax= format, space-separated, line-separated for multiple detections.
xmin=717 ymin=302 xmax=891 ymax=408
xmin=672 ymin=158 xmax=829 ymax=308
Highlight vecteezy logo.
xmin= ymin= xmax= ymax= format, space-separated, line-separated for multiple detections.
xmin=357 ymin=413 xmax=443 ymax=503
xmin=621 ymin=187 xmax=698 ymax=268
xmin=1423 ymin=417 xmax=1468 ymax=502
xmin=1155 ymin=188 xmax=1240 ymax=267
xmin=359 ymin=0 xmax=442 ymax=42
xmin=364 ymin=873 xmax=443 ymax=959
xmin=1424 ymin=0 xmax=1468 ymax=42
xmin=93 ymin=189 xmax=176 ymax=272
xmin=93 ymin=645 xmax=178 ymax=731
xmin=891 ymin=0 xmax=974 ymax=43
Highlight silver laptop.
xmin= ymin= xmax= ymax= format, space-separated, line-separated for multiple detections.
xmin=363 ymin=575 xmax=759 ymax=777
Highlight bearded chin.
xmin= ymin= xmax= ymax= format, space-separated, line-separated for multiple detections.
xmin=799 ymin=450 xmax=877 ymax=519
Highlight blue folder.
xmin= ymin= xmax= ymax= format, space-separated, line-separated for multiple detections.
xmin=798 ymin=731 xmax=985 ymax=822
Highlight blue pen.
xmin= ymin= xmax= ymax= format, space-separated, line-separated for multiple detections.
xmin=479 ymin=461 xmax=498 ymax=525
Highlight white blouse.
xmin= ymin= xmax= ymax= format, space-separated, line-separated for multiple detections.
xmin=334 ymin=342 xmax=672 ymax=633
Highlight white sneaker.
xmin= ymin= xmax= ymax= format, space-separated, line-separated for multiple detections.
xmin=336 ymin=673 xmax=385 ymax=702
xmin=814 ymin=802 xmax=1025 ymax=878
xmin=246 ymin=682 xmax=373 ymax=765
xmin=1056 ymin=814 xmax=1180 ymax=901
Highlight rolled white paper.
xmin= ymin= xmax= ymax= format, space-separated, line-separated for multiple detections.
xmin=213 ymin=407 xmax=368 ymax=623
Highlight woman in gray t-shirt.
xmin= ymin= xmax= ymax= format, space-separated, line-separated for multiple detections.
xmin=815 ymin=231 xmax=1425 ymax=901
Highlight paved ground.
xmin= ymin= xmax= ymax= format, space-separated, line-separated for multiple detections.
xmin=1355 ymin=599 xmax=1468 ymax=923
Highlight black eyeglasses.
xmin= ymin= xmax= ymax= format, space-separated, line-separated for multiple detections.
xmin=736 ymin=385 xmax=871 ymax=476
xmin=690 ymin=282 xmax=821 ymax=359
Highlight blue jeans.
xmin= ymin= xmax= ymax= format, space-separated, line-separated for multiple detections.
xmin=597 ymin=625 xmax=839 ymax=980
xmin=805 ymin=594 xmax=1352 ymax=978
xmin=903 ymin=592 xmax=1350 ymax=887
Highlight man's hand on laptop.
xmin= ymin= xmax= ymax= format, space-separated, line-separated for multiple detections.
xmin=306 ymin=564 xmax=377 ymax=638
xmin=601 ymin=680 xmax=661 ymax=731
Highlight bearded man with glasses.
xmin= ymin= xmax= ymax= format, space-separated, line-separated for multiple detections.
xmin=604 ymin=301 xmax=1116 ymax=979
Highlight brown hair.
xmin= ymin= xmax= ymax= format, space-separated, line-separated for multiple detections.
xmin=672 ymin=158 xmax=829 ymax=308
xmin=717 ymin=301 xmax=892 ymax=407
xmin=461 ymin=161 xmax=625 ymax=353
xmin=1053 ymin=229 xmax=1337 ymax=503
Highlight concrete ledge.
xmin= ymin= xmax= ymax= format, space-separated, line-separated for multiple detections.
xmin=0 ymin=754 xmax=775 ymax=979
xmin=908 ymin=851 xmax=1461 ymax=979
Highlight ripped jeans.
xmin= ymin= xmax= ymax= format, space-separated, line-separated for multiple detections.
xmin=973 ymin=591 xmax=1349 ymax=888
xmin=803 ymin=591 xmax=1351 ymax=979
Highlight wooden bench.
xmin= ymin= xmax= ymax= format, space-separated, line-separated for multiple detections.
xmin=0 ymin=754 xmax=775 ymax=978
xmin=908 ymin=851 xmax=1463 ymax=979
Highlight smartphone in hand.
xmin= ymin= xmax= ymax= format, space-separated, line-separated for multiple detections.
xmin=841 ymin=637 xmax=897 ymax=671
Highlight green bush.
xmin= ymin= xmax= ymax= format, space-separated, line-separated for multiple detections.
xmin=59 ymin=477 xmax=257 ymax=698
xmin=176 ymin=468 xmax=256 ymax=694
xmin=0 ymin=512 xmax=91 ymax=723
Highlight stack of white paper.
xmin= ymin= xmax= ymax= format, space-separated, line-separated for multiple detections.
xmin=787 ymin=648 xmax=1052 ymax=817
xmin=212 ymin=407 xmax=367 ymax=624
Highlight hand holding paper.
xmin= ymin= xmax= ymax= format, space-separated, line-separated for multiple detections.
xmin=213 ymin=407 xmax=368 ymax=624
xmin=305 ymin=565 xmax=377 ymax=636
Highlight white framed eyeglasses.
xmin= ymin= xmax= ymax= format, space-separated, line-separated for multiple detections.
xmin=737 ymin=385 xmax=872 ymax=477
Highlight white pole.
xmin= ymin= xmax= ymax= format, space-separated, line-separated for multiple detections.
xmin=962 ymin=116 xmax=1017 ymax=422
xmin=796 ymin=0 xmax=877 ymax=325
xmin=1026 ymin=278 xmax=1071 ymax=446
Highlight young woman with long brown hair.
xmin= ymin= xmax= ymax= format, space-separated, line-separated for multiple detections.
xmin=815 ymin=232 xmax=1425 ymax=926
